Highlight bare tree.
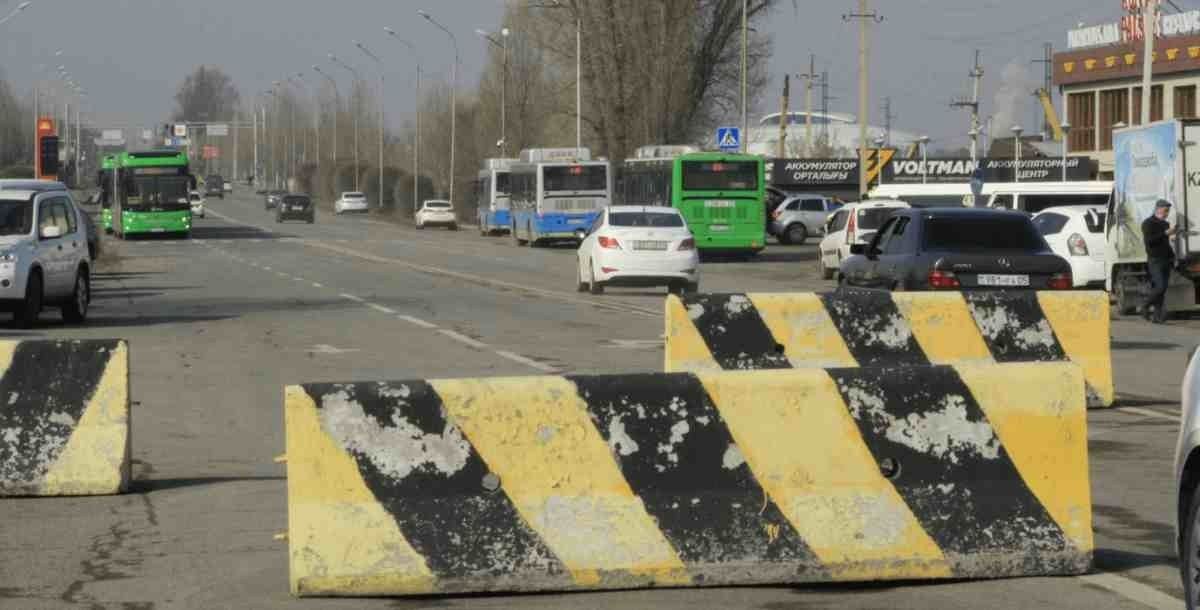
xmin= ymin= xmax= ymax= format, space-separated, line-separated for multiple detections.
xmin=173 ymin=66 xmax=241 ymax=122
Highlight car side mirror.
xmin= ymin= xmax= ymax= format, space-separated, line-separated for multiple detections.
xmin=40 ymin=225 xmax=62 ymax=240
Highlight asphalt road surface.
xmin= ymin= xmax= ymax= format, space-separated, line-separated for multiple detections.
xmin=0 ymin=190 xmax=1193 ymax=609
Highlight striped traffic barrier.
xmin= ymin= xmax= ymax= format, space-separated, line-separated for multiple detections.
xmin=0 ymin=339 xmax=130 ymax=496
xmin=284 ymin=363 xmax=1091 ymax=596
xmin=665 ymin=290 xmax=1113 ymax=407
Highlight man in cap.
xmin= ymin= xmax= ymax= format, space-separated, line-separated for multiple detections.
xmin=1141 ymin=199 xmax=1178 ymax=323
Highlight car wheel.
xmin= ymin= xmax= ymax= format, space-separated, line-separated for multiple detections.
xmin=1184 ymin=484 xmax=1200 ymax=608
xmin=61 ymin=268 xmax=89 ymax=324
xmin=588 ymin=261 xmax=604 ymax=295
xmin=417 ymin=221 xmax=425 ymax=230
xmin=1115 ymin=270 xmax=1139 ymax=316
xmin=786 ymin=224 xmax=807 ymax=245
xmin=576 ymin=259 xmax=588 ymax=292
xmin=14 ymin=270 xmax=42 ymax=328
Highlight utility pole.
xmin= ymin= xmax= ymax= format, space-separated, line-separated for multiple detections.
xmin=820 ymin=70 xmax=832 ymax=144
xmin=1031 ymin=42 xmax=1053 ymax=137
xmin=880 ymin=97 xmax=895 ymax=147
xmin=1140 ymin=0 xmax=1156 ymax=125
xmin=951 ymin=50 xmax=984 ymax=164
xmin=776 ymin=74 xmax=790 ymax=159
xmin=845 ymin=1 xmax=883 ymax=196
xmin=233 ymin=113 xmax=239 ymax=182
xmin=741 ymin=0 xmax=748 ymax=153
xmin=797 ymin=54 xmax=819 ymax=155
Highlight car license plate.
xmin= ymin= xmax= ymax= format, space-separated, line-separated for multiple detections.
xmin=705 ymin=200 xmax=735 ymax=208
xmin=977 ymin=274 xmax=1029 ymax=286
xmin=709 ymin=224 xmax=730 ymax=232
xmin=633 ymin=240 xmax=669 ymax=251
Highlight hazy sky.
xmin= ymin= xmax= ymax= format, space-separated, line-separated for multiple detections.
xmin=0 ymin=0 xmax=1154 ymax=151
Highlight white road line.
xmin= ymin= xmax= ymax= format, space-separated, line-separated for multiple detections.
xmin=1077 ymin=573 xmax=1182 ymax=609
xmin=340 ymin=293 xmax=365 ymax=303
xmin=263 ymin=266 xmax=272 ymax=271
xmin=494 ymin=350 xmax=560 ymax=373
xmin=397 ymin=315 xmax=438 ymax=329
xmin=437 ymin=329 xmax=489 ymax=350
xmin=311 ymin=282 xmax=324 ymax=288
xmin=293 ymin=277 xmax=306 ymax=282
xmin=367 ymin=303 xmax=397 ymax=314
xmin=1117 ymin=406 xmax=1181 ymax=422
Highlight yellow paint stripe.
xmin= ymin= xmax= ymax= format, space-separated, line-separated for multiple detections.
xmin=664 ymin=295 xmax=719 ymax=372
xmin=285 ymin=386 xmax=435 ymax=596
xmin=893 ymin=293 xmax=993 ymax=364
xmin=953 ymin=363 xmax=1093 ymax=553
xmin=0 ymin=341 xmax=18 ymax=374
xmin=1036 ymin=291 xmax=1114 ymax=406
xmin=747 ymin=293 xmax=857 ymax=368
xmin=431 ymin=376 xmax=690 ymax=587
xmin=42 ymin=341 xmax=130 ymax=496
xmin=697 ymin=369 xmax=952 ymax=581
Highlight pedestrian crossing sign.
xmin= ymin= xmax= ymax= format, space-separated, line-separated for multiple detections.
xmin=716 ymin=127 xmax=741 ymax=151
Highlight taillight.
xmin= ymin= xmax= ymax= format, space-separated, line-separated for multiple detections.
xmin=597 ymin=235 xmax=621 ymax=249
xmin=678 ymin=237 xmax=695 ymax=251
xmin=1048 ymin=272 xmax=1073 ymax=290
xmin=1067 ymin=233 xmax=1088 ymax=256
xmin=927 ymin=269 xmax=960 ymax=289
xmin=846 ymin=212 xmax=857 ymax=243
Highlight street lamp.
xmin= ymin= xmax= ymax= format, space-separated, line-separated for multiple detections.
xmin=329 ymin=53 xmax=362 ymax=191
xmin=295 ymin=72 xmax=316 ymax=170
xmin=532 ymin=1 xmax=582 ymax=150
xmin=1060 ymin=122 xmax=1071 ymax=182
xmin=0 ymin=1 xmax=32 ymax=27
xmin=313 ymin=65 xmax=338 ymax=165
xmin=384 ymin=26 xmax=423 ymax=217
xmin=1011 ymin=125 xmax=1023 ymax=183
xmin=418 ymin=9 xmax=460 ymax=207
xmin=918 ymin=135 xmax=930 ymax=184
xmin=355 ymin=39 xmax=386 ymax=210
xmin=476 ymin=27 xmax=511 ymax=157
xmin=873 ymin=135 xmax=886 ymax=189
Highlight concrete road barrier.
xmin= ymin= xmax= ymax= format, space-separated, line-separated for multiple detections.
xmin=284 ymin=362 xmax=1092 ymax=596
xmin=665 ymin=290 xmax=1114 ymax=407
xmin=0 ymin=339 xmax=130 ymax=496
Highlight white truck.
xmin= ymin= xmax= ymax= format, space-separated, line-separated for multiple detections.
xmin=1108 ymin=119 xmax=1200 ymax=315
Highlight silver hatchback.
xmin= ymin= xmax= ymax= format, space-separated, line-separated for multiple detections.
xmin=769 ymin=194 xmax=842 ymax=245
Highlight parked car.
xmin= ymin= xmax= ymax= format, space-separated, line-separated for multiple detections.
xmin=188 ymin=191 xmax=205 ymax=219
xmin=276 ymin=194 xmax=315 ymax=224
xmin=1176 ymin=349 xmax=1200 ymax=606
xmin=334 ymin=192 xmax=369 ymax=215
xmin=0 ymin=186 xmax=92 ymax=327
xmin=769 ymin=194 xmax=842 ymax=245
xmin=838 ymin=207 xmax=1073 ymax=291
xmin=576 ymin=206 xmax=698 ymax=295
xmin=205 ymin=175 xmax=224 ymax=199
xmin=817 ymin=199 xmax=910 ymax=280
xmin=223 ymin=182 xmax=233 ymax=193
xmin=1032 ymin=205 xmax=1106 ymax=289
xmin=416 ymin=200 xmax=457 ymax=230
xmin=264 ymin=190 xmax=285 ymax=210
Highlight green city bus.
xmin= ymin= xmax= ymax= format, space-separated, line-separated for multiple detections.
xmin=98 ymin=154 xmax=117 ymax=233
xmin=621 ymin=148 xmax=765 ymax=254
xmin=114 ymin=150 xmax=194 ymax=238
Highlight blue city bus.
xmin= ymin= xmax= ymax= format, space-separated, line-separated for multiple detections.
xmin=475 ymin=157 xmax=515 ymax=235
xmin=510 ymin=148 xmax=612 ymax=247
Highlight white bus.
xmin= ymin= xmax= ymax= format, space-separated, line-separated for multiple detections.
xmin=510 ymin=148 xmax=612 ymax=246
xmin=474 ymin=158 xmax=516 ymax=236
xmin=871 ymin=181 xmax=1112 ymax=213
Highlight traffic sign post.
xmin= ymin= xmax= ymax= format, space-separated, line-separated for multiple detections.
xmin=716 ymin=127 xmax=741 ymax=152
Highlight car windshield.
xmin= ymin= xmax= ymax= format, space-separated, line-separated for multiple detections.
xmin=923 ymin=215 xmax=1047 ymax=251
xmin=609 ymin=212 xmax=685 ymax=227
xmin=0 ymin=199 xmax=31 ymax=236
xmin=857 ymin=207 xmax=902 ymax=230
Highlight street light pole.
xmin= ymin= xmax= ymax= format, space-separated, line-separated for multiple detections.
xmin=313 ymin=66 xmax=338 ymax=165
xmin=1011 ymin=125 xmax=1023 ymax=184
xmin=741 ymin=0 xmax=747 ymax=153
xmin=476 ymin=28 xmax=512 ymax=157
xmin=384 ymin=27 xmax=423 ymax=217
xmin=1060 ymin=122 xmax=1071 ymax=182
xmin=355 ymin=40 xmax=386 ymax=210
xmin=330 ymin=54 xmax=362 ymax=191
xmin=419 ymin=10 xmax=460 ymax=207
xmin=296 ymin=72 xmax=316 ymax=175
xmin=918 ymin=135 xmax=930 ymax=184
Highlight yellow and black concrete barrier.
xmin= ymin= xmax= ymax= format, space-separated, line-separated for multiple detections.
xmin=665 ymin=290 xmax=1113 ymax=407
xmin=284 ymin=362 xmax=1092 ymax=596
xmin=0 ymin=339 xmax=130 ymax=496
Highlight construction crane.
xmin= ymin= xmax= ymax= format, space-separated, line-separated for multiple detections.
xmin=1034 ymin=88 xmax=1065 ymax=142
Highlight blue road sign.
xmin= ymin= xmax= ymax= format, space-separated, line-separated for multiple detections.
xmin=716 ymin=127 xmax=741 ymax=151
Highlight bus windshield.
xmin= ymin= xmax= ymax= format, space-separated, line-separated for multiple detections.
xmin=681 ymin=161 xmax=758 ymax=190
xmin=495 ymin=172 xmax=510 ymax=196
xmin=124 ymin=175 xmax=191 ymax=210
xmin=544 ymin=165 xmax=606 ymax=192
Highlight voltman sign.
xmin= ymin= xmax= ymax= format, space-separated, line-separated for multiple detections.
xmin=771 ymin=157 xmax=1097 ymax=188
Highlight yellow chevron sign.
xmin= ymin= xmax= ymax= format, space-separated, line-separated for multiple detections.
xmin=285 ymin=365 xmax=1092 ymax=596
xmin=863 ymin=147 xmax=896 ymax=185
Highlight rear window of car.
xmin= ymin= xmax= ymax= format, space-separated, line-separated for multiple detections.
xmin=1032 ymin=212 xmax=1069 ymax=236
xmin=857 ymin=206 xmax=904 ymax=230
xmin=283 ymin=196 xmax=310 ymax=205
xmin=345 ymin=192 xmax=364 ymax=199
xmin=609 ymin=212 xmax=685 ymax=227
xmin=425 ymin=201 xmax=451 ymax=209
xmin=923 ymin=215 xmax=1046 ymax=251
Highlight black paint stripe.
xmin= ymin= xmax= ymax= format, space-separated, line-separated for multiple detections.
xmin=962 ymin=291 xmax=1067 ymax=363
xmin=0 ymin=340 xmax=121 ymax=492
xmin=678 ymin=294 xmax=791 ymax=370
xmin=304 ymin=381 xmax=570 ymax=586
xmin=820 ymin=290 xmax=931 ymax=367
xmin=569 ymin=372 xmax=826 ymax=579
xmin=826 ymin=366 xmax=1084 ymax=575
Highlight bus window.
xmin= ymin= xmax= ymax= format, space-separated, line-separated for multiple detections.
xmin=681 ymin=161 xmax=758 ymax=190
xmin=990 ymin=194 xmax=1015 ymax=209
xmin=1021 ymin=193 xmax=1110 ymax=213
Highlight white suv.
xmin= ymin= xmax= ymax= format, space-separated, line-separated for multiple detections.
xmin=0 ymin=188 xmax=91 ymax=327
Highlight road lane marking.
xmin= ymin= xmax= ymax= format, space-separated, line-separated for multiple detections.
xmin=311 ymin=282 xmax=324 ymax=288
xmin=1077 ymin=573 xmax=1182 ymax=609
xmin=339 ymin=293 xmax=365 ymax=303
xmin=494 ymin=350 xmax=560 ymax=373
xmin=367 ymin=303 xmax=397 ymax=315
xmin=1116 ymin=407 xmax=1181 ymax=422
xmin=397 ymin=315 xmax=438 ymax=329
xmin=437 ymin=329 xmax=488 ymax=350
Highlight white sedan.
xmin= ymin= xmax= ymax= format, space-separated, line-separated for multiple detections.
xmin=1031 ymin=205 xmax=1106 ymax=288
xmin=576 ymin=206 xmax=699 ymax=295
xmin=334 ymin=191 xmax=369 ymax=215
xmin=416 ymin=200 xmax=457 ymax=230
xmin=188 ymin=191 xmax=205 ymax=219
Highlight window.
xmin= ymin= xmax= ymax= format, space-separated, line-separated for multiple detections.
xmin=681 ymin=161 xmax=759 ymax=191
xmin=801 ymin=199 xmax=825 ymax=212
xmin=1032 ymin=212 xmax=1070 ymax=236
xmin=857 ymin=207 xmax=902 ymax=230
xmin=873 ymin=217 xmax=899 ymax=252
xmin=608 ymin=212 xmax=685 ymax=227
xmin=1176 ymin=85 xmax=1197 ymax=119
xmin=1099 ymin=88 xmax=1128 ymax=150
xmin=0 ymin=197 xmax=32 ymax=236
xmin=1067 ymin=92 xmax=1095 ymax=152
xmin=990 ymin=194 xmax=1015 ymax=209
xmin=38 ymin=200 xmax=65 ymax=237
xmin=923 ymin=216 xmax=1046 ymax=251
xmin=63 ymin=201 xmax=76 ymax=235
xmin=1021 ymin=194 xmax=1109 ymax=214
xmin=544 ymin=165 xmax=607 ymax=192
xmin=1132 ymin=86 xmax=1165 ymax=123
xmin=882 ymin=217 xmax=911 ymax=254
xmin=785 ymin=199 xmax=801 ymax=211
xmin=829 ymin=210 xmax=849 ymax=232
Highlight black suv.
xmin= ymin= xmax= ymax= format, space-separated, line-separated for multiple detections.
xmin=276 ymin=194 xmax=314 ymax=224
xmin=205 ymin=175 xmax=225 ymax=199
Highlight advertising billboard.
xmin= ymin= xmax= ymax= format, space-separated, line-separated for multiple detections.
xmin=1112 ymin=120 xmax=1178 ymax=261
